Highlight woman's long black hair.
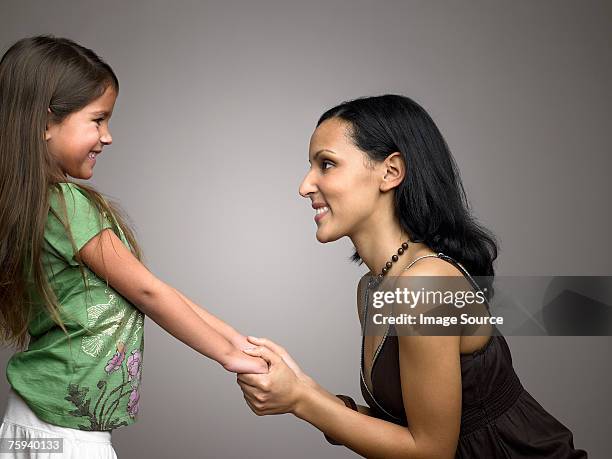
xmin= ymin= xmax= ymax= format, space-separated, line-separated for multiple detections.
xmin=318 ymin=94 xmax=498 ymax=297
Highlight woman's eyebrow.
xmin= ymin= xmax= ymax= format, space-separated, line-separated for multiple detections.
xmin=310 ymin=149 xmax=337 ymax=162
xmin=90 ymin=110 xmax=110 ymax=117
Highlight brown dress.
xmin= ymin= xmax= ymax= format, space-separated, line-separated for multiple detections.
xmin=359 ymin=253 xmax=588 ymax=458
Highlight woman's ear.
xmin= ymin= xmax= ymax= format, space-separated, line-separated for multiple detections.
xmin=380 ymin=152 xmax=405 ymax=192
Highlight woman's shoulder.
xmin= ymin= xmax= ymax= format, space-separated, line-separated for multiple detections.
xmin=400 ymin=254 xmax=463 ymax=278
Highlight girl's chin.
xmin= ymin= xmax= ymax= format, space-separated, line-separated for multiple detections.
xmin=71 ymin=172 xmax=93 ymax=180
xmin=65 ymin=166 xmax=94 ymax=180
xmin=77 ymin=168 xmax=94 ymax=180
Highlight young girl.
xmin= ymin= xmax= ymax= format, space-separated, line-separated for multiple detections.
xmin=237 ymin=95 xmax=588 ymax=458
xmin=0 ymin=35 xmax=266 ymax=458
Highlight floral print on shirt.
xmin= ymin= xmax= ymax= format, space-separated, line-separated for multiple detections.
xmin=65 ymin=272 xmax=144 ymax=431
xmin=66 ymin=341 xmax=143 ymax=430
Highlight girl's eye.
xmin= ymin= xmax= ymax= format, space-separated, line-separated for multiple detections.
xmin=94 ymin=118 xmax=104 ymax=125
xmin=321 ymin=160 xmax=335 ymax=171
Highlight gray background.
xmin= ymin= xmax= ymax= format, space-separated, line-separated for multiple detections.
xmin=1 ymin=0 xmax=611 ymax=457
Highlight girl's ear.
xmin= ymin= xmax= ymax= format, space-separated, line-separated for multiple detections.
xmin=45 ymin=108 xmax=54 ymax=141
xmin=380 ymin=152 xmax=405 ymax=192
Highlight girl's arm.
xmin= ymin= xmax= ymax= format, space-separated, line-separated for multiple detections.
xmin=79 ymin=228 xmax=267 ymax=374
xmin=172 ymin=288 xmax=251 ymax=350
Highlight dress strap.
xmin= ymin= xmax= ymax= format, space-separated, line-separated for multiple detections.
xmin=404 ymin=253 xmax=443 ymax=271
xmin=407 ymin=252 xmax=492 ymax=311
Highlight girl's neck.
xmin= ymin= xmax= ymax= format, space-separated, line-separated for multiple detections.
xmin=350 ymin=213 xmax=434 ymax=277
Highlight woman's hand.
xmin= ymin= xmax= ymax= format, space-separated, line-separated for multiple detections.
xmin=237 ymin=344 xmax=309 ymax=415
xmin=245 ymin=336 xmax=317 ymax=389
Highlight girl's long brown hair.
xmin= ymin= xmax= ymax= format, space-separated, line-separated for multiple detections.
xmin=0 ymin=35 xmax=142 ymax=350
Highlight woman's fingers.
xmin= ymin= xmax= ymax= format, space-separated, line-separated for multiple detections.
xmin=247 ymin=336 xmax=286 ymax=356
xmin=236 ymin=373 xmax=261 ymax=389
xmin=238 ymin=376 xmax=271 ymax=416
xmin=242 ymin=393 xmax=264 ymax=416
xmin=247 ymin=337 xmax=304 ymax=376
xmin=236 ymin=349 xmax=300 ymax=416
xmin=237 ymin=378 xmax=263 ymax=402
xmin=242 ymin=345 xmax=280 ymax=366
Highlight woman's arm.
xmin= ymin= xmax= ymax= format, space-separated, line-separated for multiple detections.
xmin=79 ymin=228 xmax=267 ymax=374
xmin=241 ymin=333 xmax=461 ymax=459
xmin=239 ymin=265 xmax=462 ymax=458
xmin=243 ymin=337 xmax=378 ymax=417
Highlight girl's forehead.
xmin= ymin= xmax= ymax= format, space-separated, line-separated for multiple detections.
xmin=84 ymin=86 xmax=117 ymax=113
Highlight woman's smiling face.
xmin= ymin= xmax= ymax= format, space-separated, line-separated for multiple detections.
xmin=299 ymin=117 xmax=384 ymax=243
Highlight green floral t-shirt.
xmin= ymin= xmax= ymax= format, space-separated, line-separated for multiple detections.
xmin=6 ymin=183 xmax=145 ymax=431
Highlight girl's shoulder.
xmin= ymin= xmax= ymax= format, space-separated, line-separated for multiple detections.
xmin=49 ymin=182 xmax=97 ymax=212
xmin=46 ymin=182 xmax=115 ymax=264
xmin=50 ymin=181 xmax=84 ymax=196
xmin=49 ymin=181 xmax=82 ymax=204
xmin=47 ymin=181 xmax=110 ymax=232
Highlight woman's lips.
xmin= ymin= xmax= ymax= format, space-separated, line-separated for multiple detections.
xmin=314 ymin=206 xmax=330 ymax=222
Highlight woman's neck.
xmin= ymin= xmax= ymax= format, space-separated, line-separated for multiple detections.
xmin=350 ymin=212 xmax=434 ymax=277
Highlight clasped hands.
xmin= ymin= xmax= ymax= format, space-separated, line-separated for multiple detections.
xmin=236 ymin=336 xmax=315 ymax=416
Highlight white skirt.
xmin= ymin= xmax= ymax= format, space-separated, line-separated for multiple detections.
xmin=0 ymin=388 xmax=117 ymax=458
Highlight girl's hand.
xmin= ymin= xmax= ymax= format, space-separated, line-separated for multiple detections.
xmin=246 ymin=336 xmax=316 ymax=389
xmin=230 ymin=334 xmax=253 ymax=351
xmin=236 ymin=345 xmax=308 ymax=415
xmin=223 ymin=349 xmax=268 ymax=374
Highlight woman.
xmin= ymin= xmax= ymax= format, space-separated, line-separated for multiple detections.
xmin=238 ymin=95 xmax=587 ymax=458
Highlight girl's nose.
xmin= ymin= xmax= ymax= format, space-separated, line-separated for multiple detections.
xmin=299 ymin=169 xmax=317 ymax=197
xmin=100 ymin=126 xmax=112 ymax=145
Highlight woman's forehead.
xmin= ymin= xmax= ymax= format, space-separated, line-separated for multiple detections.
xmin=310 ymin=118 xmax=351 ymax=152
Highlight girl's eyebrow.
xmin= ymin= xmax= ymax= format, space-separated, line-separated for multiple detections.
xmin=90 ymin=110 xmax=110 ymax=117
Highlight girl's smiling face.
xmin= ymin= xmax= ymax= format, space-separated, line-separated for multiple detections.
xmin=299 ymin=117 xmax=385 ymax=243
xmin=45 ymin=85 xmax=116 ymax=180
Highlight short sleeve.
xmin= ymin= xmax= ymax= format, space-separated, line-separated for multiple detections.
xmin=45 ymin=183 xmax=115 ymax=265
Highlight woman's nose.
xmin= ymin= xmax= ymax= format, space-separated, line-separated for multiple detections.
xmin=299 ymin=169 xmax=317 ymax=197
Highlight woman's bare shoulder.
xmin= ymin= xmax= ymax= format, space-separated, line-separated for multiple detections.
xmin=400 ymin=256 xmax=463 ymax=278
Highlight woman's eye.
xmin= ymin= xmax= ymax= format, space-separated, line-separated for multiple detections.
xmin=321 ymin=160 xmax=335 ymax=171
xmin=94 ymin=118 xmax=104 ymax=125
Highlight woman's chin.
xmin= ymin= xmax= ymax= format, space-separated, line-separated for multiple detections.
xmin=315 ymin=227 xmax=342 ymax=243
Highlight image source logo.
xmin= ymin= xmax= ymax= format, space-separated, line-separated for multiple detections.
xmin=361 ymin=276 xmax=612 ymax=337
